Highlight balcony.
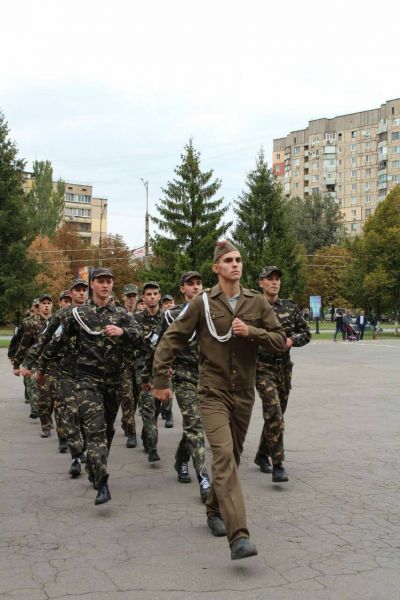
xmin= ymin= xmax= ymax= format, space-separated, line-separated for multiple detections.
xmin=304 ymin=173 xmax=310 ymax=181
xmin=377 ymin=168 xmax=387 ymax=178
xmin=323 ymin=145 xmax=336 ymax=154
xmin=377 ymin=122 xmax=387 ymax=134
xmin=324 ymin=176 xmax=336 ymax=185
xmin=377 ymin=140 xmax=387 ymax=150
xmin=377 ymin=181 xmax=388 ymax=191
xmin=284 ymin=183 xmax=290 ymax=194
xmin=304 ymin=187 xmax=310 ymax=194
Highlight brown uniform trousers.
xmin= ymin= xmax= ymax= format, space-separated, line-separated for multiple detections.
xmin=198 ymin=386 xmax=255 ymax=543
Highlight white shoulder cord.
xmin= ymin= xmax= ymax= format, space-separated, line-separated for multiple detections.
xmin=72 ymin=306 xmax=103 ymax=336
xmin=202 ymin=293 xmax=232 ymax=343
xmin=167 ymin=307 xmax=196 ymax=342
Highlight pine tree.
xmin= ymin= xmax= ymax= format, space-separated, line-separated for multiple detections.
xmin=0 ymin=113 xmax=39 ymax=320
xmin=142 ymin=140 xmax=231 ymax=291
xmin=232 ymin=148 xmax=306 ymax=298
xmin=26 ymin=160 xmax=65 ymax=237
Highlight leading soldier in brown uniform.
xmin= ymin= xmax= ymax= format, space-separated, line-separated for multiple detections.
xmin=153 ymin=240 xmax=286 ymax=560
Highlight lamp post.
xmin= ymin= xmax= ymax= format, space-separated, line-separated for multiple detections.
xmin=140 ymin=178 xmax=150 ymax=267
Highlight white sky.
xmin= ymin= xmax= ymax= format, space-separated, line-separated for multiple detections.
xmin=1 ymin=0 xmax=399 ymax=249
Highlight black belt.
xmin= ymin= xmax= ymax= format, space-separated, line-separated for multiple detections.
xmin=258 ymin=354 xmax=290 ymax=366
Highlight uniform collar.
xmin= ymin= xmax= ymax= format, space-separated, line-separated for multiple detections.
xmin=88 ymin=298 xmax=116 ymax=312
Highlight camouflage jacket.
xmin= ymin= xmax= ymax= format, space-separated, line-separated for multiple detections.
xmin=25 ymin=307 xmax=76 ymax=376
xmin=39 ymin=299 xmax=144 ymax=380
xmin=13 ymin=315 xmax=49 ymax=369
xmin=132 ymin=308 xmax=164 ymax=384
xmin=8 ymin=315 xmax=30 ymax=361
xmin=257 ymin=297 xmax=311 ymax=366
xmin=158 ymin=303 xmax=199 ymax=384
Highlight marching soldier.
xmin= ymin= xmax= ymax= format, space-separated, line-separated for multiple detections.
xmin=254 ymin=266 xmax=311 ymax=482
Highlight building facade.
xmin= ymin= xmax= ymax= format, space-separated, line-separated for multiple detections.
xmin=273 ymin=98 xmax=400 ymax=234
xmin=23 ymin=174 xmax=108 ymax=245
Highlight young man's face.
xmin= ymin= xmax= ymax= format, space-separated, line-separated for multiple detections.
xmin=213 ymin=251 xmax=242 ymax=283
xmin=60 ymin=298 xmax=72 ymax=309
xmin=143 ymin=287 xmax=161 ymax=309
xmin=259 ymin=274 xmax=281 ymax=296
xmin=71 ymin=285 xmax=88 ymax=305
xmin=40 ymin=300 xmax=53 ymax=317
xmin=181 ymin=277 xmax=203 ymax=301
xmin=124 ymin=293 xmax=138 ymax=311
xmin=162 ymin=299 xmax=174 ymax=311
xmin=90 ymin=276 xmax=113 ymax=301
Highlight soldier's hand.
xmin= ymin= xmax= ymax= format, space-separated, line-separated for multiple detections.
xmin=13 ymin=368 xmax=21 ymax=377
xmin=154 ymin=388 xmax=173 ymax=402
xmin=104 ymin=325 xmax=124 ymax=337
xmin=35 ymin=372 xmax=45 ymax=385
xmin=20 ymin=367 xmax=31 ymax=377
xmin=141 ymin=382 xmax=153 ymax=391
xmin=232 ymin=318 xmax=249 ymax=337
xmin=286 ymin=338 xmax=293 ymax=349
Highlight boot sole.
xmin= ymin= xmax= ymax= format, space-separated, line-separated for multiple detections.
xmin=231 ymin=547 xmax=258 ymax=560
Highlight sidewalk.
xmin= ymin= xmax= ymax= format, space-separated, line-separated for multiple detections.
xmin=0 ymin=341 xmax=399 ymax=599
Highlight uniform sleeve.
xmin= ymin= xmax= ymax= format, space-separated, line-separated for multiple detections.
xmin=8 ymin=325 xmax=24 ymax=360
xmin=13 ymin=321 xmax=35 ymax=369
xmin=246 ymin=297 xmax=287 ymax=353
xmin=38 ymin=313 xmax=74 ymax=373
xmin=291 ymin=306 xmax=312 ymax=347
xmin=120 ymin=312 xmax=145 ymax=350
xmin=25 ymin=313 xmax=62 ymax=370
xmin=153 ymin=298 xmax=202 ymax=388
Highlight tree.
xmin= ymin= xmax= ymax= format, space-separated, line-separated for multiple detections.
xmin=342 ymin=186 xmax=400 ymax=317
xmin=232 ymin=148 xmax=306 ymax=298
xmin=0 ymin=113 xmax=39 ymax=320
xmin=142 ymin=140 xmax=231 ymax=292
xmin=29 ymin=236 xmax=73 ymax=300
xmin=97 ymin=234 xmax=139 ymax=300
xmin=26 ymin=160 xmax=65 ymax=238
xmin=305 ymin=245 xmax=352 ymax=310
xmin=288 ymin=193 xmax=345 ymax=254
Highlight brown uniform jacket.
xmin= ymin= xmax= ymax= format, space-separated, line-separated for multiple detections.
xmin=153 ymin=284 xmax=287 ymax=391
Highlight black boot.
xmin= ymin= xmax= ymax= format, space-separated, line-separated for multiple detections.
xmin=126 ymin=434 xmax=137 ymax=448
xmin=69 ymin=458 xmax=81 ymax=478
xmin=58 ymin=438 xmax=68 ymax=453
xmin=175 ymin=462 xmax=191 ymax=483
xmin=254 ymin=453 xmax=273 ymax=474
xmin=272 ymin=462 xmax=289 ymax=483
xmin=197 ymin=472 xmax=211 ymax=503
xmin=165 ymin=411 xmax=174 ymax=428
xmin=148 ymin=448 xmax=160 ymax=462
xmin=95 ymin=480 xmax=111 ymax=505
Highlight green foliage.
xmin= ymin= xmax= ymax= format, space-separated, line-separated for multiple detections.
xmin=26 ymin=160 xmax=65 ymax=237
xmin=306 ymin=245 xmax=352 ymax=309
xmin=232 ymin=148 xmax=306 ymax=299
xmin=140 ymin=140 xmax=231 ymax=292
xmin=0 ymin=113 xmax=39 ymax=320
xmin=342 ymin=186 xmax=400 ymax=317
xmin=288 ymin=193 xmax=345 ymax=254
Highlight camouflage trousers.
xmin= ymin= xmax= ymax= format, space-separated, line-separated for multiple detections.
xmin=137 ymin=379 xmax=161 ymax=452
xmin=173 ymin=378 xmax=206 ymax=474
xmin=37 ymin=373 xmax=65 ymax=439
xmin=76 ymin=375 xmax=121 ymax=487
xmin=24 ymin=374 xmax=38 ymax=414
xmin=59 ymin=375 xmax=86 ymax=459
xmin=255 ymin=363 xmax=292 ymax=464
xmin=118 ymin=366 xmax=138 ymax=436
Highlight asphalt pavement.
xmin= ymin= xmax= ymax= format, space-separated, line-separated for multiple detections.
xmin=1 ymin=339 xmax=399 ymax=599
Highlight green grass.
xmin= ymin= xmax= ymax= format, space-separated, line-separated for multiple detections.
xmin=0 ymin=339 xmax=10 ymax=348
xmin=0 ymin=327 xmax=13 ymax=336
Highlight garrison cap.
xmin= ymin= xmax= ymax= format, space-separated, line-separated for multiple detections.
xmin=142 ymin=281 xmax=160 ymax=292
xmin=39 ymin=293 xmax=53 ymax=302
xmin=180 ymin=271 xmax=202 ymax=285
xmin=90 ymin=267 xmax=114 ymax=281
xmin=259 ymin=265 xmax=283 ymax=279
xmin=59 ymin=290 xmax=72 ymax=300
xmin=161 ymin=294 xmax=174 ymax=303
xmin=69 ymin=278 xmax=88 ymax=290
xmin=213 ymin=239 xmax=239 ymax=262
xmin=123 ymin=284 xmax=138 ymax=295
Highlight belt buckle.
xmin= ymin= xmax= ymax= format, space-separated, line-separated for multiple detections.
xmin=276 ymin=358 xmax=283 ymax=366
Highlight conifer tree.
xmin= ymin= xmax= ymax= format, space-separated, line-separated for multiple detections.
xmin=27 ymin=160 xmax=65 ymax=237
xmin=142 ymin=140 xmax=231 ymax=291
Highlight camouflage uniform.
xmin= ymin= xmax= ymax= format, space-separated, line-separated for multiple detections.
xmin=13 ymin=314 xmax=47 ymax=417
xmin=39 ymin=299 xmax=144 ymax=487
xmin=132 ymin=308 xmax=164 ymax=452
xmin=256 ymin=299 xmax=311 ymax=464
xmin=118 ymin=365 xmax=139 ymax=437
xmin=160 ymin=304 xmax=207 ymax=474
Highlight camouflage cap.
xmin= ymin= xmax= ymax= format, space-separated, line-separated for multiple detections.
xmin=39 ymin=293 xmax=53 ymax=302
xmin=90 ymin=267 xmax=114 ymax=281
xmin=142 ymin=281 xmax=160 ymax=292
xmin=123 ymin=284 xmax=138 ymax=295
xmin=32 ymin=298 xmax=40 ymax=306
xmin=69 ymin=278 xmax=89 ymax=290
xmin=259 ymin=265 xmax=283 ymax=279
xmin=161 ymin=294 xmax=174 ymax=302
xmin=213 ymin=239 xmax=239 ymax=262
xmin=59 ymin=290 xmax=72 ymax=300
xmin=180 ymin=270 xmax=202 ymax=285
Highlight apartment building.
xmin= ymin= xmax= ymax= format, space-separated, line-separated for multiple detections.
xmin=273 ymin=98 xmax=400 ymax=234
xmin=23 ymin=174 xmax=108 ymax=245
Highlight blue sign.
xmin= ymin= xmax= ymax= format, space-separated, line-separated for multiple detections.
xmin=309 ymin=295 xmax=322 ymax=319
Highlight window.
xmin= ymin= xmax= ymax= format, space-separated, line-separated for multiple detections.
xmin=365 ymin=168 xmax=371 ymax=176
xmin=365 ymin=195 xmax=371 ymax=204
xmin=392 ymin=160 xmax=400 ymax=169
xmin=351 ymin=209 xmax=357 ymax=218
xmin=276 ymin=153 xmax=281 ymax=159
xmin=351 ymin=223 xmax=358 ymax=231
xmin=313 ymin=162 xmax=319 ymax=170
xmin=351 ymin=144 xmax=356 ymax=151
xmin=392 ymin=174 xmax=400 ymax=183
xmin=352 ymin=157 xmax=357 ymax=165
xmin=311 ymin=136 xmax=318 ymax=145
xmin=294 ymin=182 xmax=300 ymax=189
xmin=391 ymin=146 xmax=400 ymax=154
xmin=393 ymin=117 xmax=400 ymax=126
xmin=65 ymin=193 xmax=74 ymax=202
xmin=338 ymin=184 xmax=343 ymax=192
xmin=64 ymin=208 xmax=91 ymax=217
xmin=338 ymin=146 xmax=342 ymax=154
xmin=294 ymin=158 xmax=301 ymax=167
xmin=325 ymin=132 xmax=335 ymax=142
xmin=351 ymin=170 xmax=357 ymax=178
xmin=365 ymin=208 xmax=372 ymax=217
xmin=312 ymin=175 xmax=319 ymax=182
xmin=365 ymin=155 xmax=371 ymax=163
xmin=351 ymin=197 xmax=357 ymax=205
xmin=351 ymin=183 xmax=357 ymax=191
xmin=64 ymin=193 xmax=91 ymax=204
xmin=365 ymin=142 xmax=371 ymax=151
xmin=337 ymin=198 xmax=342 ymax=206
xmin=351 ymin=131 xmax=357 ymax=139
xmin=362 ymin=129 xmax=371 ymax=137
xmin=392 ymin=131 xmax=400 ymax=141
xmin=293 ymin=146 xmax=301 ymax=154
xmin=338 ymin=159 xmax=342 ymax=167
xmin=364 ymin=183 xmax=370 ymax=192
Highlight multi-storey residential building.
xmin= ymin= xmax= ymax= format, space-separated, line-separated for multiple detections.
xmin=273 ymin=98 xmax=400 ymax=235
xmin=23 ymin=174 xmax=108 ymax=244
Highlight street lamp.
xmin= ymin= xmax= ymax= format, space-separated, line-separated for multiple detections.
xmin=140 ymin=178 xmax=150 ymax=267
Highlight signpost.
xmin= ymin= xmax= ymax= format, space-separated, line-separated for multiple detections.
xmin=310 ymin=295 xmax=322 ymax=334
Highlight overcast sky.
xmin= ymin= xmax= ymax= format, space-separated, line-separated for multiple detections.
xmin=1 ymin=0 xmax=399 ymax=249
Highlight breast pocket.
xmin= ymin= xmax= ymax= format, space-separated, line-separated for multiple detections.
xmin=241 ymin=312 xmax=260 ymax=326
